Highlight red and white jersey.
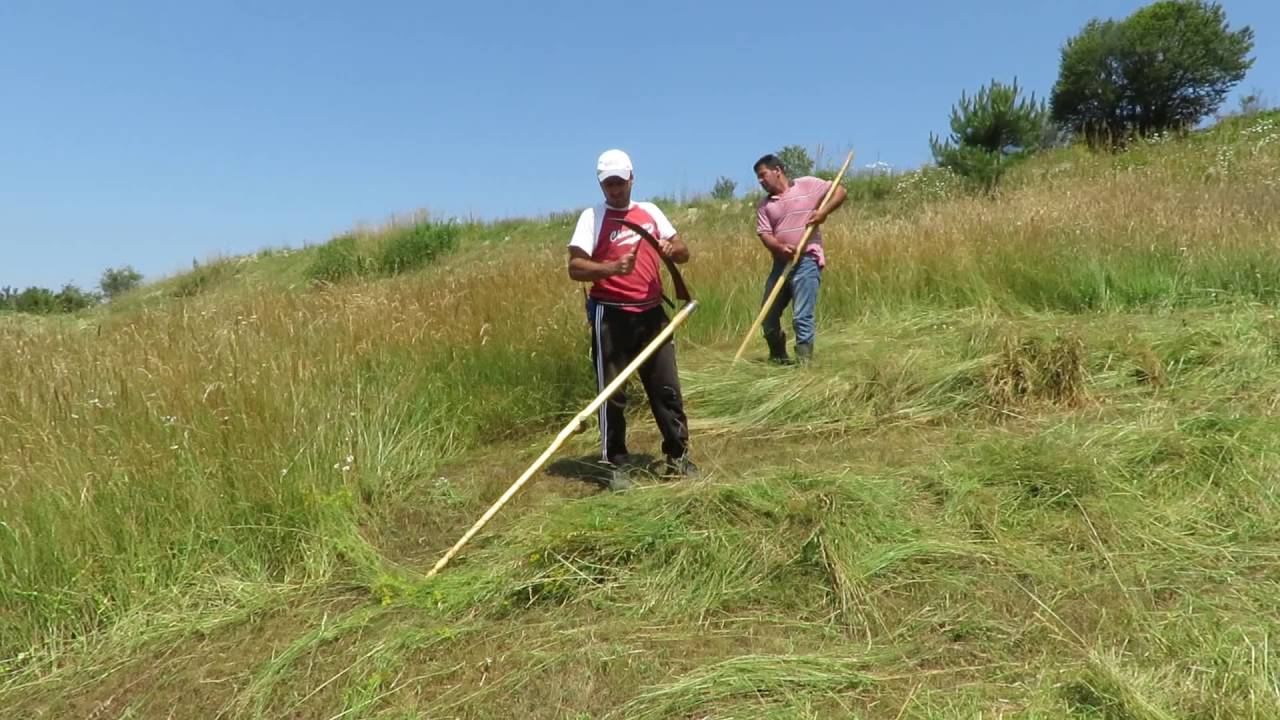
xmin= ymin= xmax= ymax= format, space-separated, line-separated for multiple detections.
xmin=568 ymin=201 xmax=677 ymax=311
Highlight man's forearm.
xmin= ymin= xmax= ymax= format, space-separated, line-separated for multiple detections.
xmin=667 ymin=235 xmax=690 ymax=264
xmin=819 ymin=186 xmax=848 ymax=218
xmin=568 ymin=257 xmax=619 ymax=281
xmin=758 ymin=232 xmax=786 ymax=254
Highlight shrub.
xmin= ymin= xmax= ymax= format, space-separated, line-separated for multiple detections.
xmin=306 ymin=235 xmax=367 ymax=284
xmin=170 ymin=260 xmax=234 ymax=298
xmin=377 ymin=222 xmax=459 ymax=276
xmin=847 ymin=175 xmax=894 ymax=203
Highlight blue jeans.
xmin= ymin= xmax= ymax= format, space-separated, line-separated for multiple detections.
xmin=762 ymin=253 xmax=821 ymax=346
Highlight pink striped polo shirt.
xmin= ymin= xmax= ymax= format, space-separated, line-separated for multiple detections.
xmin=755 ymin=176 xmax=833 ymax=267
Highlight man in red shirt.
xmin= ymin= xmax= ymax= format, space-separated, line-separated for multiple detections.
xmin=753 ymin=153 xmax=848 ymax=364
xmin=567 ymin=149 xmax=696 ymax=490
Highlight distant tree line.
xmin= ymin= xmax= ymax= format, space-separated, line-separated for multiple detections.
xmin=932 ymin=0 xmax=1253 ymax=188
xmin=725 ymin=0 xmax=1256 ymax=198
xmin=0 ymin=265 xmax=143 ymax=315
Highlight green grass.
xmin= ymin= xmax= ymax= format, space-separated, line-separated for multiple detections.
xmin=1 ymin=111 xmax=1279 ymax=717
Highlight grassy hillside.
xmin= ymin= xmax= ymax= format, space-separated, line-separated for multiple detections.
xmin=2 ymin=111 xmax=1279 ymax=718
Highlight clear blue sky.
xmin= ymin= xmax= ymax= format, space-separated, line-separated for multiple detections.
xmin=2 ymin=0 xmax=1276 ymax=290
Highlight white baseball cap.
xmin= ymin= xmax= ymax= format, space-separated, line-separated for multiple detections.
xmin=596 ymin=149 xmax=633 ymax=182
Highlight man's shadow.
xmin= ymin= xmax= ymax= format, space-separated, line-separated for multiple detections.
xmin=545 ymin=453 xmax=658 ymax=487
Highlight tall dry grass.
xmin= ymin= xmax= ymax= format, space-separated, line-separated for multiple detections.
xmin=1 ymin=112 xmax=1277 ymax=671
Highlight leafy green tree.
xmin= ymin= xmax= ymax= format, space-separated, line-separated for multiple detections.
xmin=929 ymin=78 xmax=1049 ymax=190
xmin=13 ymin=287 xmax=58 ymax=314
xmin=710 ymin=176 xmax=736 ymax=200
xmin=99 ymin=265 xmax=143 ymax=300
xmin=55 ymin=283 xmax=100 ymax=312
xmin=1051 ymin=0 xmax=1254 ymax=145
xmin=776 ymin=145 xmax=814 ymax=178
xmin=1051 ymin=19 xmax=1128 ymax=145
xmin=5 ymin=284 xmax=97 ymax=314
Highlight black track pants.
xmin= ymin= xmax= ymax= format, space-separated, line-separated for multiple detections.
xmin=589 ymin=301 xmax=689 ymax=463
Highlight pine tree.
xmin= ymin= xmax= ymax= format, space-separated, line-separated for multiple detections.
xmin=929 ymin=78 xmax=1049 ymax=190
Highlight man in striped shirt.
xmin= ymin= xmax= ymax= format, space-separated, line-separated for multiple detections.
xmin=753 ymin=153 xmax=848 ymax=364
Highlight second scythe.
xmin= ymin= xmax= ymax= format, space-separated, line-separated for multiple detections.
xmin=733 ymin=151 xmax=854 ymax=363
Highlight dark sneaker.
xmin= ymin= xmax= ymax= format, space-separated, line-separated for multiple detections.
xmin=768 ymin=354 xmax=796 ymax=366
xmin=605 ymin=465 xmax=635 ymax=492
xmin=664 ymin=455 xmax=699 ymax=479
